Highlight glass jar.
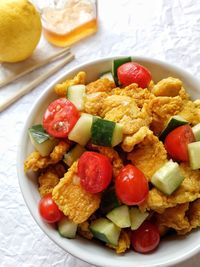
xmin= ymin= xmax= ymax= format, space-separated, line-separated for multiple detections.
xmin=32 ymin=0 xmax=98 ymax=47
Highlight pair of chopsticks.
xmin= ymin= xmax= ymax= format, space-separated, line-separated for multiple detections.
xmin=0 ymin=48 xmax=74 ymax=112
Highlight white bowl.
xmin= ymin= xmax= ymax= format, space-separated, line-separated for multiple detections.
xmin=18 ymin=56 xmax=200 ymax=267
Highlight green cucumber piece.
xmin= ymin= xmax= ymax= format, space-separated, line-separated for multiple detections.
xmin=192 ymin=124 xmax=200 ymax=141
xmin=100 ymin=71 xmax=115 ymax=83
xmin=91 ymin=117 xmax=122 ymax=147
xmin=68 ymin=113 xmax=93 ymax=146
xmin=112 ymin=57 xmax=132 ymax=82
xmin=129 ymin=207 xmax=149 ymax=230
xmin=151 ymin=161 xmax=185 ymax=195
xmin=100 ymin=186 xmax=120 ymax=214
xmin=106 ymin=205 xmax=131 ymax=228
xmin=188 ymin=141 xmax=200 ymax=170
xmin=67 ymin=84 xmax=86 ymax=111
xmin=90 ymin=218 xmax=121 ymax=246
xmin=63 ymin=144 xmax=86 ymax=167
xmin=58 ymin=217 xmax=77 ymax=238
xmin=28 ymin=124 xmax=58 ymax=156
xmin=159 ymin=115 xmax=188 ymax=141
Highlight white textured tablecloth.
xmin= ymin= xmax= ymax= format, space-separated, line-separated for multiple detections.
xmin=1 ymin=0 xmax=200 ymax=266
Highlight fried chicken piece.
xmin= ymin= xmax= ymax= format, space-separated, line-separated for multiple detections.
xmin=152 ymin=77 xmax=182 ymax=97
xmin=52 ymin=162 xmax=101 ymax=224
xmin=111 ymin=83 xmax=154 ymax=108
xmin=78 ymin=221 xmax=93 ymax=240
xmin=107 ymin=230 xmax=131 ymax=254
xmin=86 ymin=78 xmax=115 ymax=94
xmin=155 ymin=203 xmax=190 ymax=232
xmin=149 ymin=96 xmax=184 ymax=134
xmin=178 ymin=199 xmax=200 ymax=235
xmin=84 ymin=92 xmax=108 ymax=116
xmin=127 ymin=132 xmax=167 ymax=180
xmin=24 ymin=141 xmax=70 ymax=172
xmin=93 ymin=146 xmax=124 ymax=177
xmin=54 ymin=71 xmax=86 ymax=96
xmin=178 ymin=100 xmax=200 ymax=125
xmin=38 ymin=163 xmax=66 ymax=197
xmin=141 ymin=163 xmax=200 ymax=213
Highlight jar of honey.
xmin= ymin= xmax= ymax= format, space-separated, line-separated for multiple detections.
xmin=32 ymin=0 xmax=98 ymax=47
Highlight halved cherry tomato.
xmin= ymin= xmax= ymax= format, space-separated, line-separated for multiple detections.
xmin=164 ymin=125 xmax=195 ymax=161
xmin=43 ymin=98 xmax=80 ymax=138
xmin=115 ymin=164 xmax=149 ymax=205
xmin=117 ymin=62 xmax=152 ymax=88
xmin=131 ymin=221 xmax=160 ymax=253
xmin=77 ymin=151 xmax=112 ymax=193
xmin=38 ymin=193 xmax=63 ymax=223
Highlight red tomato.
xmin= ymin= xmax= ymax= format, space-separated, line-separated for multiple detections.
xmin=115 ymin=164 xmax=149 ymax=205
xmin=38 ymin=193 xmax=63 ymax=223
xmin=77 ymin=151 xmax=112 ymax=193
xmin=117 ymin=62 xmax=152 ymax=88
xmin=164 ymin=125 xmax=195 ymax=161
xmin=131 ymin=222 xmax=160 ymax=253
xmin=43 ymin=98 xmax=80 ymax=138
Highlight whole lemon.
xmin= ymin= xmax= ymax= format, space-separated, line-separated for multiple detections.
xmin=0 ymin=0 xmax=42 ymax=63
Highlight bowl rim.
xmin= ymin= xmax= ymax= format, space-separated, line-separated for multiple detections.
xmin=17 ymin=55 xmax=200 ymax=267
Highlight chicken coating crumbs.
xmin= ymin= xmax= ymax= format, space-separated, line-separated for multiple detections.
xmin=24 ymin=141 xmax=70 ymax=171
xmin=78 ymin=221 xmax=93 ymax=240
xmin=54 ymin=71 xmax=86 ymax=97
xmin=86 ymin=78 xmax=115 ymax=94
xmin=52 ymin=162 xmax=101 ymax=224
xmin=107 ymin=230 xmax=131 ymax=254
xmin=128 ymin=132 xmax=167 ymax=180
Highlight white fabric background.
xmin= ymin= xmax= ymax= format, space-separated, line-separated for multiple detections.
xmin=1 ymin=0 xmax=200 ymax=266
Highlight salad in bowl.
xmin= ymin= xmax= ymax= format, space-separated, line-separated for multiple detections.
xmin=21 ymin=57 xmax=200 ymax=265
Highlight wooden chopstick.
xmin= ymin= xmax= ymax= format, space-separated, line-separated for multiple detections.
xmin=0 ymin=52 xmax=74 ymax=113
xmin=0 ymin=47 xmax=70 ymax=88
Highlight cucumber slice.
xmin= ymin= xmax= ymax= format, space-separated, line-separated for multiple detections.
xmin=68 ymin=113 xmax=93 ymax=146
xmin=67 ymin=84 xmax=86 ymax=111
xmin=28 ymin=124 xmax=58 ymax=156
xmin=63 ymin=144 xmax=86 ymax=167
xmin=100 ymin=71 xmax=115 ymax=83
xmin=100 ymin=186 xmax=120 ymax=214
xmin=58 ymin=217 xmax=77 ymax=238
xmin=106 ymin=205 xmax=131 ymax=228
xmin=90 ymin=218 xmax=121 ymax=246
xmin=192 ymin=124 xmax=200 ymax=141
xmin=188 ymin=141 xmax=200 ymax=170
xmin=159 ymin=115 xmax=188 ymax=141
xmin=129 ymin=207 xmax=149 ymax=230
xmin=91 ymin=117 xmax=123 ymax=147
xmin=112 ymin=57 xmax=132 ymax=82
xmin=151 ymin=161 xmax=184 ymax=195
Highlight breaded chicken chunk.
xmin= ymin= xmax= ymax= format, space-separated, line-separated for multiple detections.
xmin=148 ymin=96 xmax=184 ymax=134
xmin=24 ymin=141 xmax=70 ymax=172
xmin=107 ymin=230 xmax=131 ymax=254
xmin=152 ymin=77 xmax=182 ymax=97
xmin=127 ymin=132 xmax=167 ymax=181
xmin=52 ymin=162 xmax=101 ymax=224
xmin=141 ymin=163 xmax=200 ymax=213
xmin=86 ymin=78 xmax=115 ymax=94
xmin=38 ymin=164 xmax=66 ymax=197
xmin=178 ymin=100 xmax=200 ymax=125
xmin=54 ymin=71 xmax=86 ymax=97
xmin=84 ymin=92 xmax=108 ymax=116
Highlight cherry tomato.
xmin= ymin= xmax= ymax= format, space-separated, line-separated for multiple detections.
xmin=38 ymin=193 xmax=63 ymax=223
xmin=77 ymin=151 xmax=112 ymax=193
xmin=164 ymin=125 xmax=195 ymax=161
xmin=131 ymin=221 xmax=160 ymax=253
xmin=117 ymin=62 xmax=152 ymax=88
xmin=115 ymin=164 xmax=149 ymax=205
xmin=43 ymin=98 xmax=80 ymax=138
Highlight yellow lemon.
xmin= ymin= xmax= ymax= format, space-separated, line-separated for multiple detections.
xmin=0 ymin=0 xmax=42 ymax=63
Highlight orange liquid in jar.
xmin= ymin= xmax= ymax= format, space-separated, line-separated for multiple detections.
xmin=41 ymin=0 xmax=97 ymax=47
